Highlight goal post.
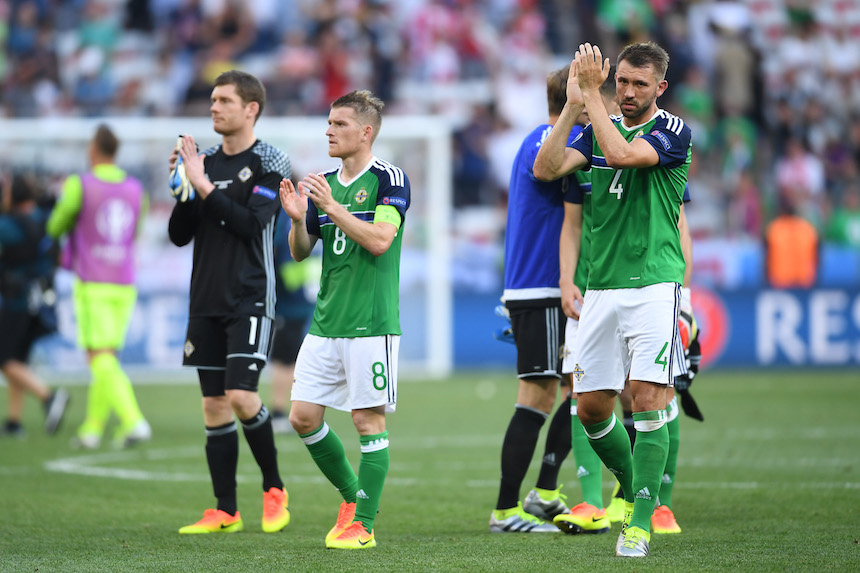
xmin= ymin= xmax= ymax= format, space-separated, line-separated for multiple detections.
xmin=0 ymin=116 xmax=453 ymax=379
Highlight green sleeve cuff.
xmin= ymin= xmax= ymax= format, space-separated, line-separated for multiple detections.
xmin=46 ymin=175 xmax=83 ymax=238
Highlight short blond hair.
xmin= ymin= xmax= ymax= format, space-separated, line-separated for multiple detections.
xmin=332 ymin=90 xmax=385 ymax=142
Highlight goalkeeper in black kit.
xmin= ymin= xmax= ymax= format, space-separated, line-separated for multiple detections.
xmin=167 ymin=69 xmax=293 ymax=535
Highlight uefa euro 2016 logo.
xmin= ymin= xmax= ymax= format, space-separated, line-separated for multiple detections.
xmin=95 ymin=199 xmax=135 ymax=243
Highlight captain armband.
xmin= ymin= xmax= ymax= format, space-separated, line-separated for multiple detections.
xmin=373 ymin=204 xmax=402 ymax=229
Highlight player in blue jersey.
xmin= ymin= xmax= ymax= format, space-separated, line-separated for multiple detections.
xmin=489 ymin=65 xmax=583 ymax=534
xmin=534 ymin=42 xmax=692 ymax=558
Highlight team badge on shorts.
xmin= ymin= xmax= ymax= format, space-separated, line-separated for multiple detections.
xmin=561 ymin=345 xmax=570 ymax=361
xmin=354 ymin=188 xmax=368 ymax=204
xmin=572 ymin=363 xmax=585 ymax=382
xmin=184 ymin=340 xmax=195 ymax=357
xmin=238 ymin=166 xmax=252 ymax=181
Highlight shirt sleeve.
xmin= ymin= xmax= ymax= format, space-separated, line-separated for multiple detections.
xmin=562 ymin=174 xmax=584 ymax=205
xmin=168 ymin=197 xmax=198 ymax=247
xmin=46 ymin=175 xmax=83 ymax=238
xmin=306 ymin=200 xmax=320 ymax=237
xmin=568 ymin=124 xmax=594 ymax=169
xmin=638 ymin=116 xmax=692 ymax=169
xmin=376 ymin=170 xmax=410 ymax=220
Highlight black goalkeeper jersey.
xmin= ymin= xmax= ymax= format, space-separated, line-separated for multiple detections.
xmin=168 ymin=139 xmax=290 ymax=320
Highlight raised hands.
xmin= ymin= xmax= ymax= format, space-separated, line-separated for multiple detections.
xmin=575 ymin=43 xmax=611 ymax=93
xmin=279 ymin=172 xmax=339 ymax=222
xmin=566 ymin=60 xmax=584 ymax=109
xmin=297 ymin=173 xmax=337 ymax=212
xmin=279 ymin=178 xmax=308 ymax=222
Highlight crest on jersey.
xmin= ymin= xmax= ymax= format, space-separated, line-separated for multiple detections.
xmin=635 ymin=130 xmax=644 ymax=137
xmin=354 ymin=188 xmax=368 ymax=204
xmin=238 ymin=166 xmax=252 ymax=181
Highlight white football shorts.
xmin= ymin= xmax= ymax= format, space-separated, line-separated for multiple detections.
xmin=561 ymin=315 xmax=579 ymax=375
xmin=573 ymin=282 xmax=680 ymax=393
xmin=292 ymin=334 xmax=399 ymax=413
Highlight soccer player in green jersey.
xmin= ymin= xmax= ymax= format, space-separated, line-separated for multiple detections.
xmin=279 ymin=90 xmax=410 ymax=550
xmin=534 ymin=42 xmax=692 ymax=558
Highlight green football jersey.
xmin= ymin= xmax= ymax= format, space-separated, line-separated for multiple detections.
xmin=306 ymin=157 xmax=411 ymax=338
xmin=571 ymin=169 xmax=592 ymax=293
xmin=570 ymin=110 xmax=691 ymax=289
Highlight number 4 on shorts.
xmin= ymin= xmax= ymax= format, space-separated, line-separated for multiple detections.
xmin=654 ymin=342 xmax=668 ymax=371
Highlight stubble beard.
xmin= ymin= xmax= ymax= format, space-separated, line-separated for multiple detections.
xmin=621 ymin=92 xmax=657 ymax=123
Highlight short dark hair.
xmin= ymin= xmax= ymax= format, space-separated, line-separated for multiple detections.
xmin=600 ymin=69 xmax=616 ymax=98
xmin=214 ymin=70 xmax=266 ymax=122
xmin=332 ymin=90 xmax=385 ymax=142
xmin=617 ymin=42 xmax=670 ymax=81
xmin=93 ymin=124 xmax=119 ymax=158
xmin=546 ymin=66 xmax=569 ymax=117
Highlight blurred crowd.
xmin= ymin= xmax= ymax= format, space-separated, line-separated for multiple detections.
xmin=2 ymin=0 xmax=860 ymax=245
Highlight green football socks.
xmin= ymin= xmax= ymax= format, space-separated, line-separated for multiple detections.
xmin=571 ymin=400 xmax=604 ymax=508
xmin=584 ymin=414 xmax=633 ymax=504
xmin=659 ymin=400 xmax=681 ymax=508
xmin=300 ymin=422 xmax=359 ymax=503
xmin=630 ymin=410 xmax=670 ymax=531
xmin=355 ymin=431 xmax=390 ymax=533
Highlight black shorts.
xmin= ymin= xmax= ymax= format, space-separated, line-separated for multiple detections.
xmin=507 ymin=302 xmax=566 ymax=379
xmin=270 ymin=316 xmax=308 ymax=366
xmin=183 ymin=314 xmax=274 ymax=394
xmin=0 ymin=308 xmax=42 ymax=365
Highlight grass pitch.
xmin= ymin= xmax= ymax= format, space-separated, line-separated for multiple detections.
xmin=1 ymin=369 xmax=858 ymax=572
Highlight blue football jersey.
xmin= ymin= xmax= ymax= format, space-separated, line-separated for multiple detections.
xmin=503 ymin=123 xmax=582 ymax=302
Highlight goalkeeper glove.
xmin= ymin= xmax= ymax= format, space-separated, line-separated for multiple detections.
xmin=493 ymin=304 xmax=515 ymax=345
xmin=678 ymin=286 xmax=697 ymax=349
xmin=169 ymin=136 xmax=196 ymax=202
xmin=675 ymin=327 xmax=703 ymax=421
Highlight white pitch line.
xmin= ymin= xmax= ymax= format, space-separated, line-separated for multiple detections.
xmin=41 ymin=446 xmax=860 ymax=490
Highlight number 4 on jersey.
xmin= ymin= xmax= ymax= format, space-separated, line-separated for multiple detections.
xmin=609 ymin=169 xmax=624 ymax=199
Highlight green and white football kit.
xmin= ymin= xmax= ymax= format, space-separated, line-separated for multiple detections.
xmin=292 ymin=157 xmax=410 ymax=412
xmin=568 ymin=109 xmax=691 ymax=392
xmin=293 ymin=154 xmax=410 ymax=544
